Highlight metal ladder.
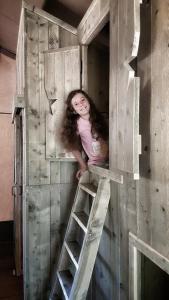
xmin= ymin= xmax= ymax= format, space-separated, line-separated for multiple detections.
xmin=49 ymin=169 xmax=110 ymax=300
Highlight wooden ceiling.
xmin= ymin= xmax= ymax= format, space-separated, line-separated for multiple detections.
xmin=0 ymin=0 xmax=92 ymax=55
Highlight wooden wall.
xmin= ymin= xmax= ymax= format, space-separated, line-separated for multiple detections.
xmin=20 ymin=9 xmax=79 ymax=299
xmin=15 ymin=0 xmax=169 ymax=299
xmin=110 ymin=0 xmax=169 ymax=299
xmin=0 ymin=53 xmax=15 ymax=221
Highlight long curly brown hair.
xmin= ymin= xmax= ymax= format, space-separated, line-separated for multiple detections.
xmin=61 ymin=89 xmax=109 ymax=151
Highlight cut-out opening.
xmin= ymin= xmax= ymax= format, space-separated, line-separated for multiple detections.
xmin=141 ymin=253 xmax=169 ymax=300
xmin=87 ymin=21 xmax=110 ymax=168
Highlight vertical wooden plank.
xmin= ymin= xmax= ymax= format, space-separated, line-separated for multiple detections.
xmin=45 ymin=47 xmax=81 ymax=159
xmin=60 ymin=162 xmax=77 ymax=184
xmin=119 ymin=176 xmax=137 ymax=300
xmin=39 ymin=16 xmax=50 ymax=185
xmin=64 ymin=46 xmax=81 ymax=97
xmin=110 ymin=0 xmax=141 ymax=177
xmin=27 ymin=187 xmax=51 ymax=299
xmin=48 ymin=23 xmax=59 ymax=50
xmin=26 ymin=12 xmax=40 ymax=185
xmin=44 ymin=52 xmax=56 ymax=100
xmin=50 ymin=185 xmax=61 ymax=270
xmin=50 ymin=161 xmax=61 ymax=184
xmin=39 ymin=188 xmax=51 ymax=298
xmin=81 ymin=45 xmax=88 ymax=91
xmin=150 ymin=0 xmax=169 ymax=256
xmin=14 ymin=114 xmax=22 ymax=276
xmin=109 ymin=0 xmax=120 ymax=299
xmin=27 ymin=188 xmax=41 ymax=300
xmin=137 ymin=1 xmax=152 ymax=243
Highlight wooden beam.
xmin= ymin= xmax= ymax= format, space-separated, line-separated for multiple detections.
xmin=129 ymin=232 xmax=169 ymax=276
xmin=23 ymin=1 xmax=77 ymax=35
xmin=78 ymin=0 xmax=110 ymax=45
xmin=88 ymin=165 xmax=123 ymax=184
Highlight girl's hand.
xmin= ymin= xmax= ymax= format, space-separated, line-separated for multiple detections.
xmin=76 ymin=166 xmax=87 ymax=180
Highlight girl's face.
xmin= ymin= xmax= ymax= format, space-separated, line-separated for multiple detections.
xmin=71 ymin=93 xmax=90 ymax=119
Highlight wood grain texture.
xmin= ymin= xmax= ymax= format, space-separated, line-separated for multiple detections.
xmin=110 ymin=0 xmax=141 ymax=178
xmin=13 ymin=114 xmax=23 ymax=276
xmin=19 ymin=8 xmax=80 ymax=299
xmin=78 ymin=0 xmax=110 ymax=45
xmin=23 ymin=1 xmax=77 ymax=34
xmin=44 ymin=46 xmax=81 ymax=160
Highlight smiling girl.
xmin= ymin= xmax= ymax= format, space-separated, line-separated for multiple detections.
xmin=61 ymin=89 xmax=108 ymax=179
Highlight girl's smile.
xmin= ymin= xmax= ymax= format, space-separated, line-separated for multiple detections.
xmin=71 ymin=93 xmax=90 ymax=119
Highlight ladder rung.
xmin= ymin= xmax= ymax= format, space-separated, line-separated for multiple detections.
xmin=64 ymin=241 xmax=81 ymax=269
xmin=57 ymin=270 xmax=73 ymax=300
xmin=72 ymin=211 xmax=88 ymax=232
xmin=79 ymin=183 xmax=97 ymax=197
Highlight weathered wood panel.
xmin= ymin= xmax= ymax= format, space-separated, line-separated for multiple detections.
xmin=48 ymin=22 xmax=59 ymax=50
xmin=26 ymin=11 xmax=51 ymax=185
xmin=59 ymin=27 xmax=78 ymax=48
xmin=110 ymin=0 xmax=169 ymax=299
xmin=23 ymin=1 xmax=77 ymax=35
xmin=78 ymin=0 xmax=110 ymax=45
xmin=109 ymin=2 xmax=120 ymax=298
xmin=110 ymin=0 xmax=141 ymax=178
xmin=26 ymin=11 xmax=41 ymax=185
xmin=38 ymin=16 xmax=51 ymax=185
xmin=44 ymin=46 xmax=81 ymax=160
xmin=27 ymin=187 xmax=50 ymax=299
xmin=20 ymin=7 xmax=80 ymax=300
xmin=109 ymin=0 xmax=140 ymax=299
xmin=137 ymin=0 xmax=151 ymax=243
xmin=119 ymin=175 xmax=137 ymax=300
xmin=148 ymin=0 xmax=169 ymax=257
xmin=13 ymin=113 xmax=23 ymax=276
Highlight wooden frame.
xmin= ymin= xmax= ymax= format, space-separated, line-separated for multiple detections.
xmin=23 ymin=1 xmax=77 ymax=35
xmin=13 ymin=111 xmax=23 ymax=276
xmin=77 ymin=0 xmax=110 ymax=45
xmin=44 ymin=46 xmax=81 ymax=160
xmin=129 ymin=232 xmax=169 ymax=300
xmin=110 ymin=0 xmax=142 ymax=179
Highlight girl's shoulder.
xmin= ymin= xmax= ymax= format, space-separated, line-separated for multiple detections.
xmin=77 ymin=117 xmax=91 ymax=132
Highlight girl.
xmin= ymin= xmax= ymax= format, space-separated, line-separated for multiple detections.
xmin=61 ymin=90 xmax=109 ymax=179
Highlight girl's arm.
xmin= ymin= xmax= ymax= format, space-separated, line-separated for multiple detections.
xmin=72 ymin=150 xmax=87 ymax=179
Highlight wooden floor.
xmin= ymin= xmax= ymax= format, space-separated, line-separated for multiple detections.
xmin=0 ymin=241 xmax=23 ymax=300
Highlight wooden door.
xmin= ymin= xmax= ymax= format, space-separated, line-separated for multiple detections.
xmin=44 ymin=45 xmax=81 ymax=160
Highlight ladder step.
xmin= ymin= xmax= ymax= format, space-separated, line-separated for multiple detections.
xmin=79 ymin=183 xmax=97 ymax=197
xmin=57 ymin=270 xmax=73 ymax=299
xmin=72 ymin=211 xmax=88 ymax=232
xmin=65 ymin=241 xmax=81 ymax=269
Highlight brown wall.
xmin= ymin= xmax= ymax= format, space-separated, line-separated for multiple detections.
xmin=0 ymin=53 xmax=15 ymax=221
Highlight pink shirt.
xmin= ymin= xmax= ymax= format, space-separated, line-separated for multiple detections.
xmin=77 ymin=117 xmax=107 ymax=165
